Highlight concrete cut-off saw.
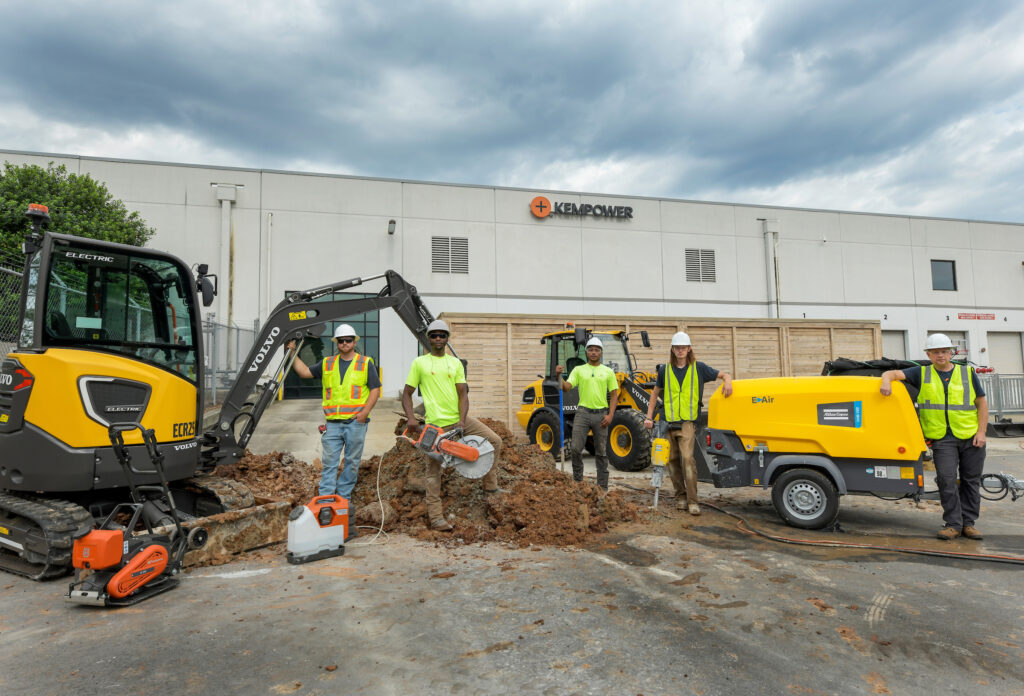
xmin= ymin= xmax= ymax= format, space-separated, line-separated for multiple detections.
xmin=401 ymin=424 xmax=495 ymax=479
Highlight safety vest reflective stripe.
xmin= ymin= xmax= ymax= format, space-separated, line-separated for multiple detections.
xmin=916 ymin=364 xmax=978 ymax=439
xmin=665 ymin=363 xmax=698 ymax=421
xmin=323 ymin=404 xmax=363 ymax=416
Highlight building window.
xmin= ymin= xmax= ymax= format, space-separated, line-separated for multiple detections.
xmin=431 ymin=236 xmax=469 ymax=274
xmin=931 ymin=260 xmax=957 ymax=291
xmin=685 ymin=249 xmax=716 ymax=282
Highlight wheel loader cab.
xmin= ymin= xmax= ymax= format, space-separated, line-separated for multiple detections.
xmin=1 ymin=233 xmax=205 ymax=493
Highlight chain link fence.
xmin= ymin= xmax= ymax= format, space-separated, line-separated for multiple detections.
xmin=1 ymin=250 xmax=23 ymax=359
xmin=202 ymin=317 xmax=260 ymax=413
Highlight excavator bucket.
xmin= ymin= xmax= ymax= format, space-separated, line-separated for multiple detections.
xmin=153 ymin=497 xmax=290 ymax=567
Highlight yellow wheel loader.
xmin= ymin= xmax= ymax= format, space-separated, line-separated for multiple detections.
xmin=0 ymin=205 xmax=440 ymax=582
xmin=515 ymin=326 xmax=660 ymax=471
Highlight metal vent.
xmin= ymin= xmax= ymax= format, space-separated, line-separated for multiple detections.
xmin=685 ymin=249 xmax=716 ymax=282
xmin=78 ymin=376 xmax=152 ymax=427
xmin=431 ymin=236 xmax=470 ymax=274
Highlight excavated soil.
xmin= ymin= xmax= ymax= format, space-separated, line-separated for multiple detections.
xmin=217 ymin=418 xmax=641 ymax=548
xmin=214 ymin=451 xmax=319 ymax=506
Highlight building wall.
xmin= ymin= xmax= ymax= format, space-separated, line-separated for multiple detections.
xmin=4 ymin=149 xmax=1023 ymax=397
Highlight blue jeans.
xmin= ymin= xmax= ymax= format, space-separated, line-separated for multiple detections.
xmin=320 ymin=418 xmax=369 ymax=501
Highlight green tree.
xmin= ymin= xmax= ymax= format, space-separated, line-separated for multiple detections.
xmin=0 ymin=162 xmax=156 ymax=349
xmin=0 ymin=162 xmax=155 ymax=267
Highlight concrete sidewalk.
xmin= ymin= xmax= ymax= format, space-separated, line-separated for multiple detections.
xmin=246 ymin=396 xmax=407 ymax=466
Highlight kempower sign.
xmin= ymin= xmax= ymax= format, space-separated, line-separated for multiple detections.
xmin=530 ymin=195 xmax=633 ymax=220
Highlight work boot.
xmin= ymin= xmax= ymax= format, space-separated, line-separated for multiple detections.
xmin=675 ymin=499 xmax=687 ymax=511
xmin=936 ymin=526 xmax=960 ymax=541
xmin=430 ymin=518 xmax=453 ymax=532
xmin=688 ymin=503 xmax=701 ymax=516
xmin=962 ymin=526 xmax=983 ymax=540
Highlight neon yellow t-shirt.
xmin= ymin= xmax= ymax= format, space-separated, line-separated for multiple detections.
xmin=567 ymin=363 xmax=618 ymax=409
xmin=406 ymin=353 xmax=466 ymax=427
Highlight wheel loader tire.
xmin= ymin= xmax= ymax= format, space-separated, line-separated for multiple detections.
xmin=771 ymin=468 xmax=840 ymax=530
xmin=527 ymin=410 xmax=561 ymax=459
xmin=606 ymin=409 xmax=652 ymax=472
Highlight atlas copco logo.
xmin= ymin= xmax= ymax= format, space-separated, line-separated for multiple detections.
xmin=530 ymin=196 xmax=633 ymax=220
xmin=247 ymin=327 xmax=280 ymax=373
xmin=752 ymin=396 xmax=775 ymax=404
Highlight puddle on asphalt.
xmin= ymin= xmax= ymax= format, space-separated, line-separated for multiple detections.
xmin=584 ymin=535 xmax=658 ymax=567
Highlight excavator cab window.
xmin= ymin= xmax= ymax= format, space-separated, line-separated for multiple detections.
xmin=39 ymin=243 xmax=199 ymax=381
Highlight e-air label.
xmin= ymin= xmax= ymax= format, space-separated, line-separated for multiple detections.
xmin=0 ymin=413 xmax=7 ymax=424
xmin=289 ymin=311 xmax=307 ymax=321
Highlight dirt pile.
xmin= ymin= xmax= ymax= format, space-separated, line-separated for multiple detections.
xmin=350 ymin=433 xmax=640 ymax=546
xmin=217 ymin=418 xmax=641 ymax=547
xmin=215 ymin=451 xmax=319 ymax=506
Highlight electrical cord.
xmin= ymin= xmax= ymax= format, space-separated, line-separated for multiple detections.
xmin=347 ymin=449 xmax=389 ymax=546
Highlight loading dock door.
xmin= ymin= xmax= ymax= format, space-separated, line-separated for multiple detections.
xmin=987 ymin=332 xmax=1024 ymax=374
xmin=881 ymin=331 xmax=906 ymax=360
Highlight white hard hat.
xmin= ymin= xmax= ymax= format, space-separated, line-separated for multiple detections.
xmin=585 ymin=337 xmax=603 ymax=349
xmin=924 ymin=333 xmax=954 ymax=351
xmin=333 ymin=323 xmax=358 ymax=339
xmin=427 ymin=319 xmax=450 ymax=335
xmin=671 ymin=332 xmax=691 ymax=346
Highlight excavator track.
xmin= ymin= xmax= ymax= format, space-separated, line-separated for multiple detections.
xmin=0 ymin=493 xmax=93 ymax=580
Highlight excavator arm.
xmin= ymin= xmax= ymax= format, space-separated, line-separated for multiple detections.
xmin=198 ymin=270 xmax=438 ymax=470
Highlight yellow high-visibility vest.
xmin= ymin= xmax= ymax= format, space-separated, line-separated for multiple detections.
xmin=322 ymin=354 xmax=372 ymax=420
xmin=916 ymin=364 xmax=978 ymax=440
xmin=665 ymin=363 xmax=699 ymax=422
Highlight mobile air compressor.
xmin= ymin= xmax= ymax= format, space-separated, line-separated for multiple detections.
xmin=704 ymin=376 xmax=928 ymax=529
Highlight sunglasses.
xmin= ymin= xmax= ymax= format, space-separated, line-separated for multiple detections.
xmin=336 ymin=337 xmax=355 ymax=343
xmin=428 ymin=332 xmax=448 ymax=339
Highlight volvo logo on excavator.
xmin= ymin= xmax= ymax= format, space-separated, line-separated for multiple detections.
xmin=247 ymin=327 xmax=280 ymax=373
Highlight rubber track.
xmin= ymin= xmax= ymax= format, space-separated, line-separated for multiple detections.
xmin=0 ymin=493 xmax=93 ymax=580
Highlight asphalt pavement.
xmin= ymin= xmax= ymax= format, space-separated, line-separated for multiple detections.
xmin=3 ymin=399 xmax=1024 ymax=695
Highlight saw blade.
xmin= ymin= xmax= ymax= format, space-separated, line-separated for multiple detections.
xmin=443 ymin=435 xmax=495 ymax=479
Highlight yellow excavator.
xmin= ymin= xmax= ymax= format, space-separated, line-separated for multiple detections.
xmin=515 ymin=325 xmax=659 ymax=471
xmin=0 ymin=204 xmax=439 ymax=581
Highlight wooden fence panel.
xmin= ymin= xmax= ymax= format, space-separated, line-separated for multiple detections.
xmin=833 ymin=328 xmax=877 ymax=361
xmin=734 ymin=328 xmax=783 ymax=378
xmin=789 ymin=328 xmax=831 ymax=376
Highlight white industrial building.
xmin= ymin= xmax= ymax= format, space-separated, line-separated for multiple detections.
xmin=3 ymin=148 xmax=1024 ymax=395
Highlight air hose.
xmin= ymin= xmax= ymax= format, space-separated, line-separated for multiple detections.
xmin=700 ymin=501 xmax=1024 ymax=566
xmin=614 ymin=483 xmax=1024 ymax=566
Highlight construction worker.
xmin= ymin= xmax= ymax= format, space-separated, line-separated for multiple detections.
xmin=880 ymin=333 xmax=988 ymax=541
xmin=402 ymin=319 xmax=503 ymax=532
xmin=287 ymin=324 xmax=381 ymax=509
xmin=554 ymin=336 xmax=619 ymax=491
xmin=643 ymin=332 xmax=732 ymax=515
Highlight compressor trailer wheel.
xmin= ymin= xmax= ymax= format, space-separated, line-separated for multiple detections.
xmin=771 ymin=468 xmax=840 ymax=530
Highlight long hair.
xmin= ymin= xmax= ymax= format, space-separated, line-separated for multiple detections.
xmin=666 ymin=345 xmax=696 ymax=368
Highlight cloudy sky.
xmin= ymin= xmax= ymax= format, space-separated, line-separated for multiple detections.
xmin=2 ymin=1 xmax=1023 ymax=222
